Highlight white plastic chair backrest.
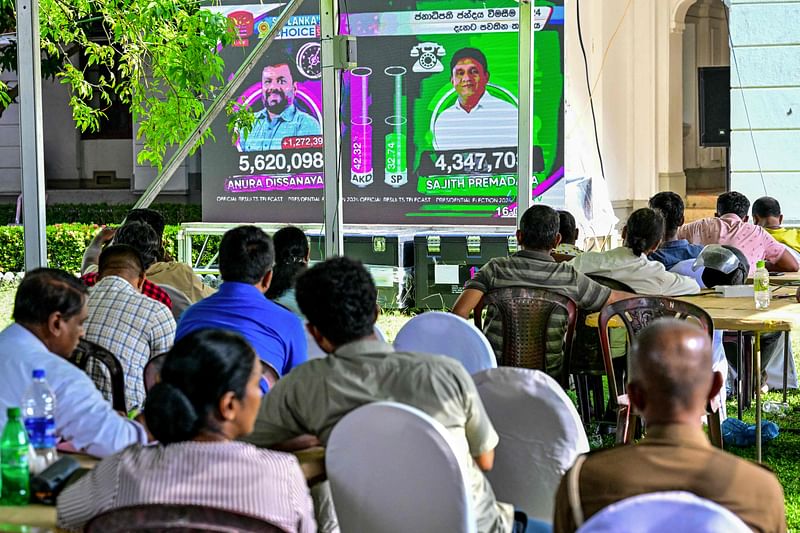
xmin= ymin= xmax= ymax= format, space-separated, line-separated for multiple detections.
xmin=157 ymin=283 xmax=192 ymax=320
xmin=669 ymin=259 xmax=706 ymax=288
xmin=306 ymin=324 xmax=387 ymax=360
xmin=393 ymin=312 xmax=496 ymax=374
xmin=472 ymin=367 xmax=589 ymax=521
xmin=326 ymin=401 xmax=476 ymax=533
xmin=577 ymin=491 xmax=751 ymax=533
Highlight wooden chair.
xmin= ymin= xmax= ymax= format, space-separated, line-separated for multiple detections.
xmin=598 ymin=297 xmax=723 ymax=448
xmin=475 ymin=286 xmax=577 ymax=388
xmin=71 ymin=338 xmax=127 ymax=412
xmin=143 ymin=353 xmax=168 ymax=393
xmin=86 ymin=504 xmax=288 ymax=532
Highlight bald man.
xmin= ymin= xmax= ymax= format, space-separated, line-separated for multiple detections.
xmin=84 ymin=245 xmax=175 ymax=412
xmin=553 ymin=319 xmax=786 ymax=533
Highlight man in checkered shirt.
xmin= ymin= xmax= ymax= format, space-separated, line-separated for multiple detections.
xmin=84 ymin=245 xmax=176 ymax=412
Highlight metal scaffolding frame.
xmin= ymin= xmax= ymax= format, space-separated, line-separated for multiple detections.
xmin=18 ymin=1 xmax=536 ymax=263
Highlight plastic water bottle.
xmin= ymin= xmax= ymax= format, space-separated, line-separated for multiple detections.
xmin=754 ymin=260 xmax=770 ymax=310
xmin=21 ymin=369 xmax=57 ymax=473
xmin=1 ymin=407 xmax=30 ymax=505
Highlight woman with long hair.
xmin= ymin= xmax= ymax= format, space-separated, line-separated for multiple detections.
xmin=57 ymin=329 xmax=315 ymax=532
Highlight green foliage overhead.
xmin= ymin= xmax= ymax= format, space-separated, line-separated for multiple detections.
xmin=0 ymin=0 xmax=238 ymax=168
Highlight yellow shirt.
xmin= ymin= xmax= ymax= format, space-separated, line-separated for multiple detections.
xmin=765 ymin=227 xmax=800 ymax=252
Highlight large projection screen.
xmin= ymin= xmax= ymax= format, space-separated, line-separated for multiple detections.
xmin=202 ymin=0 xmax=565 ymax=225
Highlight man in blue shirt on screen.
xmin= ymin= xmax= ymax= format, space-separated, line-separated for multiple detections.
xmin=176 ymin=226 xmax=307 ymax=383
xmin=240 ymin=61 xmax=321 ymax=152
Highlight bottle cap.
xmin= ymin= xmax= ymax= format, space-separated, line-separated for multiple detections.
xmin=757 ymin=260 xmax=766 ymax=269
xmin=6 ymin=406 xmax=21 ymax=418
xmin=32 ymin=369 xmax=45 ymax=379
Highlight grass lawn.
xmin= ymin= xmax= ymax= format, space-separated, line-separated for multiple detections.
xmin=1 ymin=286 xmax=796 ymax=529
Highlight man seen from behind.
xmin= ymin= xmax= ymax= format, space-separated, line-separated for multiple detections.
xmin=248 ymin=257 xmax=548 ymax=533
xmin=553 ymin=319 xmax=786 ymax=533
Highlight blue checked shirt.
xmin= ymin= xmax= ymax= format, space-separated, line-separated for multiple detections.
xmin=239 ymin=105 xmax=321 ymax=151
xmin=85 ymin=276 xmax=176 ymax=411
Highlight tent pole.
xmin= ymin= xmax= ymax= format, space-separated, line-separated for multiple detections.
xmin=320 ymin=0 xmax=343 ymax=257
xmin=18 ymin=0 xmax=47 ymax=269
xmin=517 ymin=0 xmax=535 ymax=224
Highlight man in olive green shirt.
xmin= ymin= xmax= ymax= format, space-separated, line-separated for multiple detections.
xmin=553 ymin=319 xmax=786 ymax=532
xmin=248 ymin=257 xmax=529 ymax=533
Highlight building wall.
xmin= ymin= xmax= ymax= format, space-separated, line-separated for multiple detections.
xmin=0 ymin=67 xmax=188 ymax=201
xmin=565 ymin=0 xmax=686 ymax=223
xmin=729 ymin=0 xmax=800 ymax=222
xmin=683 ymin=0 xmax=729 ymax=173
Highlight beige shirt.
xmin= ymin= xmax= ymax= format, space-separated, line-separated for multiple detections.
xmin=569 ymin=246 xmax=701 ymax=296
xmin=248 ymin=339 xmax=515 ymax=533
xmin=146 ymin=261 xmax=216 ymax=303
xmin=554 ymin=424 xmax=787 ymax=533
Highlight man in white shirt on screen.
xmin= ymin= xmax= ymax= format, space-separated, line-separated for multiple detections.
xmin=433 ymin=47 xmax=518 ymax=151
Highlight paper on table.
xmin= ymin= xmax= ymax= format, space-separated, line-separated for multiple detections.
xmin=434 ymin=264 xmax=460 ymax=285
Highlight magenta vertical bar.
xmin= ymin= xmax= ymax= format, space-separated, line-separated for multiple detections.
xmin=350 ymin=67 xmax=373 ymax=181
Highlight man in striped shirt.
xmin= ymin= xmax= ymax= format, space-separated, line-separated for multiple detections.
xmin=453 ymin=205 xmax=631 ymax=379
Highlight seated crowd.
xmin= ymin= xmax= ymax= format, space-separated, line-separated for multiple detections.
xmin=0 ymin=195 xmax=792 ymax=532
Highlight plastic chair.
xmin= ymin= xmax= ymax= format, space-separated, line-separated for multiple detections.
xmin=474 ymin=287 xmax=577 ymax=387
xmin=86 ymin=504 xmax=288 ymax=532
xmin=307 ymin=323 xmax=388 ymax=360
xmin=576 ymin=491 xmax=751 ymax=533
xmin=71 ymin=338 xmax=127 ymax=412
xmin=473 ymin=367 xmax=589 ymax=521
xmin=143 ymin=353 xmax=167 ymax=392
xmin=394 ymin=311 xmax=496 ymax=374
xmin=571 ymin=276 xmax=636 ymax=426
xmin=326 ymin=401 xmax=476 ymax=533
xmin=598 ymin=297 xmax=723 ymax=447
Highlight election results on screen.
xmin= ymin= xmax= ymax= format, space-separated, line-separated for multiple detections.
xmin=201 ymin=0 xmax=565 ymax=225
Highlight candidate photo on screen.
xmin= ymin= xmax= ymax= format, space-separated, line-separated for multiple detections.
xmin=432 ymin=47 xmax=518 ymax=152
xmin=240 ymin=60 xmax=321 ymax=152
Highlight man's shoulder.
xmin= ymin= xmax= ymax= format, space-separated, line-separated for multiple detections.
xmin=257 ymin=297 xmax=303 ymax=328
xmin=137 ymin=290 xmax=174 ymax=318
xmin=88 ymin=277 xmax=137 ymax=303
xmin=481 ymin=92 xmax=516 ymax=112
xmin=391 ymin=350 xmax=472 ymax=379
xmin=270 ymin=358 xmax=328 ymax=390
xmin=293 ymin=107 xmax=318 ymax=124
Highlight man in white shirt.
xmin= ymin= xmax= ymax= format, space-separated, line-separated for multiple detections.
xmin=0 ymin=269 xmax=148 ymax=457
xmin=433 ymin=47 xmax=518 ymax=151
